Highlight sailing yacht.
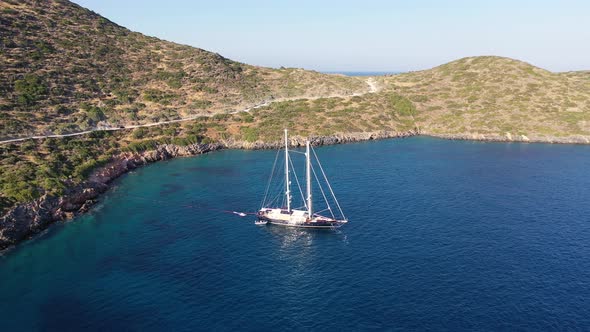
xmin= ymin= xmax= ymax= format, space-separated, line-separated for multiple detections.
xmin=256 ymin=129 xmax=348 ymax=228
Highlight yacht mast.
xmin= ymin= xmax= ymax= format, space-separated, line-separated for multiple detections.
xmin=284 ymin=129 xmax=291 ymax=212
xmin=306 ymin=140 xmax=312 ymax=217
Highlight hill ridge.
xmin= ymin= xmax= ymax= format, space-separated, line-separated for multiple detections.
xmin=0 ymin=0 xmax=368 ymax=140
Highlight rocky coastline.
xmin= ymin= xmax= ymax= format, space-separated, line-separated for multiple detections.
xmin=0 ymin=130 xmax=417 ymax=250
xmin=5 ymin=128 xmax=590 ymax=250
xmin=424 ymin=132 xmax=590 ymax=145
xmin=0 ymin=142 xmax=224 ymax=251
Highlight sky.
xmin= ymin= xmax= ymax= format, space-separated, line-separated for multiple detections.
xmin=72 ymin=0 xmax=590 ymax=72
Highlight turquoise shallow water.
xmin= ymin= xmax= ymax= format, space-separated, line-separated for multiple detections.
xmin=2 ymin=137 xmax=590 ymax=331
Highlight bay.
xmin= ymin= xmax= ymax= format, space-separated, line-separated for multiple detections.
xmin=2 ymin=137 xmax=590 ymax=331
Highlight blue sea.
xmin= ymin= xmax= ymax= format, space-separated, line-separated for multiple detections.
xmin=323 ymin=71 xmax=399 ymax=76
xmin=2 ymin=137 xmax=590 ymax=331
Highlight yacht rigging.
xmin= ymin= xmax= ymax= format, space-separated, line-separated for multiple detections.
xmin=256 ymin=129 xmax=348 ymax=228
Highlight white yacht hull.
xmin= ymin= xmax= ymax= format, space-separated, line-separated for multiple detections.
xmin=257 ymin=209 xmax=347 ymax=229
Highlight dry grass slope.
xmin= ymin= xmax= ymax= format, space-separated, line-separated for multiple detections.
xmin=0 ymin=0 xmax=367 ymax=140
xmin=378 ymin=56 xmax=590 ymax=139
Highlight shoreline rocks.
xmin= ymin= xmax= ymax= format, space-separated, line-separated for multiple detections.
xmin=423 ymin=132 xmax=590 ymax=145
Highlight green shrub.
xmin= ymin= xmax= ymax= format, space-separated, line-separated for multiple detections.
xmin=171 ymin=135 xmax=200 ymax=146
xmin=132 ymin=127 xmax=148 ymax=139
xmin=114 ymin=89 xmax=137 ymax=103
xmin=14 ymin=74 xmax=48 ymax=106
xmin=240 ymin=113 xmax=255 ymax=123
xmin=125 ymin=140 xmax=158 ymax=153
xmin=388 ymin=93 xmax=416 ymax=116
xmin=185 ymin=122 xmax=207 ymax=135
xmin=86 ymin=106 xmax=105 ymax=122
xmin=74 ymin=160 xmax=97 ymax=179
xmin=212 ymin=113 xmax=231 ymax=121
xmin=153 ymin=70 xmax=186 ymax=88
xmin=2 ymin=181 xmax=37 ymax=202
xmin=1 ymin=162 xmax=39 ymax=201
xmin=143 ymin=89 xmax=177 ymax=104
xmin=241 ymin=126 xmax=259 ymax=142
xmin=203 ymin=86 xmax=218 ymax=94
xmin=163 ymin=127 xmax=177 ymax=137
xmin=191 ymin=100 xmax=212 ymax=109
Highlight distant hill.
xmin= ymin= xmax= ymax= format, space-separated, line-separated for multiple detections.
xmin=0 ymin=0 xmax=367 ymax=140
xmin=234 ymin=57 xmax=590 ymax=143
xmin=379 ymin=56 xmax=590 ymax=140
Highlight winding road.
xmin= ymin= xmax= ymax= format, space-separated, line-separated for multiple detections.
xmin=1 ymin=78 xmax=381 ymax=145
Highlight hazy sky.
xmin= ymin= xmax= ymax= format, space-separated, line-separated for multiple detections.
xmin=73 ymin=0 xmax=589 ymax=72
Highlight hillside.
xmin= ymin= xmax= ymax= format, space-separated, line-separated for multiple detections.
xmin=0 ymin=0 xmax=367 ymax=140
xmin=378 ymin=56 xmax=590 ymax=140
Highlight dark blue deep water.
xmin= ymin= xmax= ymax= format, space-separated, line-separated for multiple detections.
xmin=323 ymin=71 xmax=399 ymax=76
xmin=2 ymin=137 xmax=590 ymax=331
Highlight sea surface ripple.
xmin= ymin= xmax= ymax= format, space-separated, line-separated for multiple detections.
xmin=1 ymin=137 xmax=590 ymax=331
